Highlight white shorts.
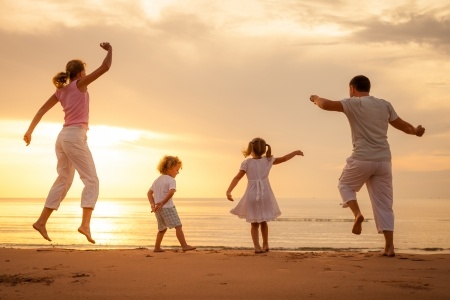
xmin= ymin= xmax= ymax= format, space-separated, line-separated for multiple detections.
xmin=338 ymin=157 xmax=394 ymax=232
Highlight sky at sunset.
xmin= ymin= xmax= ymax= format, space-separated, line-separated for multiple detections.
xmin=1 ymin=0 xmax=449 ymax=200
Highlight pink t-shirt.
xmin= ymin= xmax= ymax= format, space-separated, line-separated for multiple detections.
xmin=55 ymin=80 xmax=89 ymax=129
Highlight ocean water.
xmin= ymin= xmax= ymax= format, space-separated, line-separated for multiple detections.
xmin=0 ymin=198 xmax=449 ymax=254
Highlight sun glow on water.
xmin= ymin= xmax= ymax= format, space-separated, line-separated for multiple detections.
xmin=1 ymin=120 xmax=180 ymax=198
xmin=91 ymin=200 xmax=126 ymax=244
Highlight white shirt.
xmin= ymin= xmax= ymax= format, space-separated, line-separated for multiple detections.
xmin=341 ymin=96 xmax=398 ymax=161
xmin=150 ymin=175 xmax=176 ymax=207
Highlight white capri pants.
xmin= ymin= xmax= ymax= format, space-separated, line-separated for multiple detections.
xmin=45 ymin=126 xmax=99 ymax=210
xmin=338 ymin=157 xmax=394 ymax=233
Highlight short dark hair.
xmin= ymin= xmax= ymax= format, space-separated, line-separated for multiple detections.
xmin=349 ymin=75 xmax=371 ymax=92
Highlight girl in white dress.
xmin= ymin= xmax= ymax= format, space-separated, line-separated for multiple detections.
xmin=226 ymin=137 xmax=303 ymax=253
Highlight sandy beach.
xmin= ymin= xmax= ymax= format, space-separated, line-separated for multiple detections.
xmin=0 ymin=248 xmax=449 ymax=299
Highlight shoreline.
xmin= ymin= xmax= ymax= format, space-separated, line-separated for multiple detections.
xmin=1 ymin=248 xmax=450 ymax=299
xmin=2 ymin=244 xmax=450 ymax=255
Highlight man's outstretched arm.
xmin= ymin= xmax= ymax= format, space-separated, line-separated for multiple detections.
xmin=389 ymin=117 xmax=425 ymax=136
xmin=309 ymin=95 xmax=344 ymax=112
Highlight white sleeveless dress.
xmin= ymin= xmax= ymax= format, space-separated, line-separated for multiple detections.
xmin=230 ymin=158 xmax=281 ymax=223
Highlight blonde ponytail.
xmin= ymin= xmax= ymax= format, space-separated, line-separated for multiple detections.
xmin=52 ymin=59 xmax=86 ymax=89
xmin=52 ymin=72 xmax=69 ymax=89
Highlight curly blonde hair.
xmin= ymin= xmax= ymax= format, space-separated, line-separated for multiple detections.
xmin=157 ymin=156 xmax=182 ymax=174
xmin=242 ymin=137 xmax=272 ymax=159
xmin=52 ymin=59 xmax=86 ymax=89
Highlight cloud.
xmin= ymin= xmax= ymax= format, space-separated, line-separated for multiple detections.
xmin=1 ymin=0 xmax=449 ymax=198
xmin=272 ymin=1 xmax=450 ymax=55
xmin=349 ymin=8 xmax=450 ymax=55
xmin=3 ymin=0 xmax=449 ymax=56
xmin=0 ymin=0 xmax=149 ymax=33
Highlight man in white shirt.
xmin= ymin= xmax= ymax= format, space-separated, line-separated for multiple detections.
xmin=309 ymin=75 xmax=425 ymax=257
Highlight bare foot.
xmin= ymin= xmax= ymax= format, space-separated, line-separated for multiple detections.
xmin=254 ymin=249 xmax=265 ymax=254
xmin=32 ymin=223 xmax=51 ymax=241
xmin=153 ymin=248 xmax=166 ymax=253
xmin=383 ymin=246 xmax=395 ymax=257
xmin=352 ymin=214 xmax=364 ymax=235
xmin=182 ymin=245 xmax=196 ymax=252
xmin=263 ymin=245 xmax=270 ymax=252
xmin=78 ymin=226 xmax=95 ymax=244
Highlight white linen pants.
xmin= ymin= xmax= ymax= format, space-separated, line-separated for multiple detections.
xmin=45 ymin=126 xmax=99 ymax=209
xmin=338 ymin=157 xmax=394 ymax=233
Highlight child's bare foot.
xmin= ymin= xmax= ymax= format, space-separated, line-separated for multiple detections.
xmin=78 ymin=226 xmax=95 ymax=244
xmin=263 ymin=245 xmax=270 ymax=252
xmin=254 ymin=246 xmax=265 ymax=254
xmin=32 ymin=223 xmax=51 ymax=241
xmin=153 ymin=248 xmax=166 ymax=253
xmin=182 ymin=245 xmax=196 ymax=252
xmin=352 ymin=214 xmax=364 ymax=235
xmin=382 ymin=246 xmax=395 ymax=257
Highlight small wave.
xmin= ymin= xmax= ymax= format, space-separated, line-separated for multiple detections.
xmin=410 ymin=247 xmax=450 ymax=252
xmin=2 ymin=244 xmax=450 ymax=254
xmin=275 ymin=218 xmax=370 ymax=223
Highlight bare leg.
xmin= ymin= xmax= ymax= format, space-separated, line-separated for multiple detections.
xmin=346 ymin=200 xmax=365 ymax=235
xmin=260 ymin=222 xmax=269 ymax=252
xmin=251 ymin=223 xmax=264 ymax=253
xmin=33 ymin=207 xmax=54 ymax=241
xmin=154 ymin=229 xmax=167 ymax=252
xmin=383 ymin=230 xmax=395 ymax=257
xmin=175 ymin=225 xmax=196 ymax=251
xmin=78 ymin=208 xmax=95 ymax=244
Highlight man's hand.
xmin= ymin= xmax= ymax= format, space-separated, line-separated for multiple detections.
xmin=415 ymin=125 xmax=425 ymax=137
xmin=309 ymin=95 xmax=319 ymax=104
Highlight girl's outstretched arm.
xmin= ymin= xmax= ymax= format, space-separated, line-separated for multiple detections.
xmin=273 ymin=150 xmax=303 ymax=165
xmin=226 ymin=170 xmax=245 ymax=201
xmin=23 ymin=95 xmax=59 ymax=146
xmin=77 ymin=42 xmax=113 ymax=92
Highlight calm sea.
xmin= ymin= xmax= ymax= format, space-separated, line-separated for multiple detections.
xmin=0 ymin=198 xmax=449 ymax=254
